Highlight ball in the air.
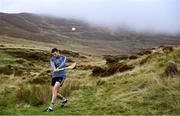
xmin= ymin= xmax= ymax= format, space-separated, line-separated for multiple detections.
xmin=72 ymin=27 xmax=76 ymax=31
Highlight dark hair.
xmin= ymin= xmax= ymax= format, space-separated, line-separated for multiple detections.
xmin=51 ymin=48 xmax=58 ymax=53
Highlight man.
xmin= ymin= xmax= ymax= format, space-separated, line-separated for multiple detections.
xmin=43 ymin=48 xmax=68 ymax=112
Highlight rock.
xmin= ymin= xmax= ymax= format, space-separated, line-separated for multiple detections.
xmin=164 ymin=60 xmax=180 ymax=77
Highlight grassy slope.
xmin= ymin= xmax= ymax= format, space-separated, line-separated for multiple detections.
xmin=94 ymin=47 xmax=180 ymax=114
xmin=0 ymin=46 xmax=180 ymax=115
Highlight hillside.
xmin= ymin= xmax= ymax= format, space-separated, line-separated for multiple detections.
xmin=0 ymin=45 xmax=179 ymax=115
xmin=0 ymin=12 xmax=180 ymax=55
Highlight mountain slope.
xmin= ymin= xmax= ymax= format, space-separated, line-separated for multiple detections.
xmin=0 ymin=12 xmax=180 ymax=55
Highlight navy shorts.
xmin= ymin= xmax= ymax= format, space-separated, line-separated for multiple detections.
xmin=51 ymin=77 xmax=65 ymax=87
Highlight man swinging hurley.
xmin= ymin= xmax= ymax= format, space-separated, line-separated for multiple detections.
xmin=43 ymin=48 xmax=76 ymax=112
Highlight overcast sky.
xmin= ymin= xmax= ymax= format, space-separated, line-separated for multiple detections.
xmin=0 ymin=0 xmax=179 ymax=34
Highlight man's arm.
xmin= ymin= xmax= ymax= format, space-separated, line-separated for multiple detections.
xmin=57 ymin=55 xmax=66 ymax=69
xmin=56 ymin=62 xmax=76 ymax=71
xmin=50 ymin=59 xmax=59 ymax=72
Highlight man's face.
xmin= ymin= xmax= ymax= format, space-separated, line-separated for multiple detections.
xmin=51 ymin=51 xmax=60 ymax=58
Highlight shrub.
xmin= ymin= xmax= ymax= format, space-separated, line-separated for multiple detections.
xmin=96 ymin=80 xmax=106 ymax=86
xmin=15 ymin=58 xmax=26 ymax=64
xmin=66 ymin=58 xmax=74 ymax=63
xmin=117 ymin=55 xmax=129 ymax=60
xmin=4 ymin=49 xmax=49 ymax=62
xmin=0 ymin=65 xmax=14 ymax=75
xmin=129 ymin=55 xmax=138 ymax=60
xmin=92 ymin=63 xmax=134 ymax=77
xmin=77 ymin=64 xmax=95 ymax=70
xmin=29 ymin=70 xmax=51 ymax=84
xmin=0 ymin=45 xmax=5 ymax=47
xmin=14 ymin=69 xmax=24 ymax=76
xmin=103 ymin=55 xmax=119 ymax=64
xmin=161 ymin=45 xmax=174 ymax=53
xmin=138 ymin=48 xmax=152 ymax=56
xmin=92 ymin=66 xmax=106 ymax=76
xmin=59 ymin=50 xmax=80 ymax=57
xmin=140 ymin=56 xmax=151 ymax=65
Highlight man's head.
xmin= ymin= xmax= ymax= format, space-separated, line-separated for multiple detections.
xmin=51 ymin=48 xmax=60 ymax=58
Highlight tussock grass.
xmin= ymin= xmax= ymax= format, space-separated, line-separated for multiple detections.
xmin=61 ymin=79 xmax=82 ymax=97
xmin=14 ymin=84 xmax=51 ymax=106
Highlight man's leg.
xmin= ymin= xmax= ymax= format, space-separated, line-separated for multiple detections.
xmin=56 ymin=78 xmax=67 ymax=103
xmin=48 ymin=82 xmax=61 ymax=110
xmin=57 ymin=93 xmax=66 ymax=100
xmin=51 ymin=86 xmax=63 ymax=100
xmin=57 ymin=94 xmax=68 ymax=107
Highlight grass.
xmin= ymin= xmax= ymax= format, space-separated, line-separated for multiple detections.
xmin=14 ymin=84 xmax=51 ymax=106
xmin=61 ymin=78 xmax=82 ymax=97
xmin=0 ymin=46 xmax=180 ymax=115
xmin=90 ymin=47 xmax=180 ymax=114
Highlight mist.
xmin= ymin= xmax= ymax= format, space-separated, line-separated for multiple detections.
xmin=0 ymin=0 xmax=180 ymax=34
